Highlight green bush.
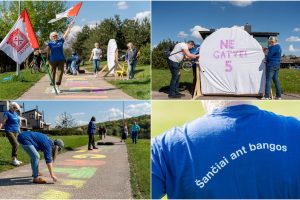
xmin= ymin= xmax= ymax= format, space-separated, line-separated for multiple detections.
xmin=138 ymin=43 xmax=150 ymax=65
xmin=152 ymin=39 xmax=178 ymax=69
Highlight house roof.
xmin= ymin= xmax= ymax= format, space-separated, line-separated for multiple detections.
xmin=23 ymin=109 xmax=42 ymax=115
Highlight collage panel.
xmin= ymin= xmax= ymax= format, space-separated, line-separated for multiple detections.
xmin=151 ymin=100 xmax=300 ymax=198
xmin=0 ymin=1 xmax=151 ymax=100
xmin=0 ymin=100 xmax=150 ymax=199
xmin=152 ymin=1 xmax=300 ymax=100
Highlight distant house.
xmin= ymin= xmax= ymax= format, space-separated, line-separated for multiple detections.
xmin=280 ymin=55 xmax=300 ymax=68
xmin=22 ymin=109 xmax=51 ymax=130
xmin=0 ymin=101 xmax=28 ymax=128
xmin=199 ymin=24 xmax=279 ymax=49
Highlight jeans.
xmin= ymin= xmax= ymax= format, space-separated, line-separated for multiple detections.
xmin=21 ymin=145 xmax=40 ymax=178
xmin=71 ymin=60 xmax=77 ymax=75
xmin=128 ymin=60 xmax=137 ymax=79
xmin=168 ymin=59 xmax=181 ymax=95
xmin=132 ymin=131 xmax=138 ymax=144
xmin=264 ymin=65 xmax=281 ymax=98
xmin=88 ymin=134 xmax=96 ymax=149
xmin=93 ymin=59 xmax=100 ymax=73
xmin=5 ymin=132 xmax=19 ymax=157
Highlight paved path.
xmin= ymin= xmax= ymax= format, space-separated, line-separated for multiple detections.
xmin=19 ymin=72 xmax=134 ymax=100
xmin=152 ymin=91 xmax=300 ymax=100
xmin=0 ymin=136 xmax=132 ymax=199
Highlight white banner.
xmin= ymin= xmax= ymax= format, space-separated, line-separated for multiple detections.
xmin=107 ymin=39 xmax=117 ymax=74
xmin=199 ymin=27 xmax=266 ymax=95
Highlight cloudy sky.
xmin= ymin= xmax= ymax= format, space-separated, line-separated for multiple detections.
xmin=152 ymin=1 xmax=300 ymax=56
xmin=16 ymin=101 xmax=151 ymax=127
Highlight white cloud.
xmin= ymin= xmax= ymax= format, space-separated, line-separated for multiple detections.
xmin=125 ymin=102 xmax=151 ymax=116
xmin=81 ymin=18 xmax=86 ymax=22
xmin=288 ymin=44 xmax=300 ymax=52
xmin=116 ymin=1 xmax=128 ymax=10
xmin=286 ymin=36 xmax=300 ymax=42
xmin=72 ymin=112 xmax=86 ymax=116
xmin=229 ymin=1 xmax=254 ymax=7
xmin=105 ymin=108 xmax=130 ymax=121
xmin=293 ymin=28 xmax=300 ymax=32
xmin=177 ymin=31 xmax=188 ymax=38
xmin=134 ymin=11 xmax=151 ymax=21
xmin=77 ymin=120 xmax=89 ymax=126
xmin=190 ymin=25 xmax=209 ymax=39
xmin=65 ymin=25 xmax=82 ymax=48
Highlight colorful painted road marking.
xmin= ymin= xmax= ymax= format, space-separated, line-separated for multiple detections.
xmin=73 ymin=154 xmax=106 ymax=159
xmin=75 ymin=149 xmax=102 ymax=153
xmin=56 ymin=159 xmax=106 ymax=166
xmin=51 ymin=167 xmax=97 ymax=179
xmin=39 ymin=189 xmax=70 ymax=199
xmin=62 ymin=179 xmax=86 ymax=189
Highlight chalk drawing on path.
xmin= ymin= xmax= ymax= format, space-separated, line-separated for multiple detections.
xmin=62 ymin=179 xmax=86 ymax=189
xmin=49 ymin=167 xmax=97 ymax=179
xmin=73 ymin=154 xmax=106 ymax=159
xmin=56 ymin=159 xmax=106 ymax=166
xmin=39 ymin=189 xmax=70 ymax=199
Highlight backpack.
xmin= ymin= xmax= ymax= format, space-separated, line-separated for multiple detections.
xmin=163 ymin=44 xmax=182 ymax=60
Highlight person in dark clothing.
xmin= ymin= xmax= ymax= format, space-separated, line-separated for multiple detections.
xmin=98 ymin=126 xmax=106 ymax=140
xmin=120 ymin=124 xmax=128 ymax=142
xmin=87 ymin=116 xmax=98 ymax=150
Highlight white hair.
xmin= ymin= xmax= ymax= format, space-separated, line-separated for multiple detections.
xmin=9 ymin=102 xmax=20 ymax=110
xmin=49 ymin=32 xmax=58 ymax=40
xmin=201 ymin=100 xmax=252 ymax=113
xmin=269 ymin=36 xmax=277 ymax=43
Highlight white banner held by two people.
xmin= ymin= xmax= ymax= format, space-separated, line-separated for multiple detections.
xmin=199 ymin=27 xmax=266 ymax=95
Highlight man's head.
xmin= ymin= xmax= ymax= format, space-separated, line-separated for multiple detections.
xmin=52 ymin=139 xmax=64 ymax=162
xmin=9 ymin=102 xmax=20 ymax=112
xmin=268 ymin=36 xmax=277 ymax=46
xmin=187 ymin=41 xmax=195 ymax=50
xmin=91 ymin=116 xmax=96 ymax=122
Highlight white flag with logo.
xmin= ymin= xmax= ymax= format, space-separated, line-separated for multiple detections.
xmin=0 ymin=10 xmax=39 ymax=64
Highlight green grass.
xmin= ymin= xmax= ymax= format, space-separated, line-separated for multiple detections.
xmin=126 ymin=139 xmax=150 ymax=199
xmin=152 ymin=68 xmax=300 ymax=94
xmin=0 ymin=68 xmax=46 ymax=99
xmin=152 ymin=101 xmax=300 ymax=138
xmin=108 ymin=64 xmax=151 ymax=100
xmin=0 ymin=135 xmax=88 ymax=173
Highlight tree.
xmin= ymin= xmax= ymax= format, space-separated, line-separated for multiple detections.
xmin=152 ymin=39 xmax=178 ymax=69
xmin=55 ymin=112 xmax=77 ymax=129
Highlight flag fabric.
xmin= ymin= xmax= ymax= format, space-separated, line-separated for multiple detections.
xmin=48 ymin=2 xmax=83 ymax=23
xmin=0 ymin=10 xmax=39 ymax=64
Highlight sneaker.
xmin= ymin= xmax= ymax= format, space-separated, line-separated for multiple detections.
xmin=33 ymin=177 xmax=47 ymax=184
xmin=93 ymin=147 xmax=98 ymax=149
xmin=261 ymin=97 xmax=271 ymax=100
xmin=16 ymin=159 xmax=22 ymax=164
xmin=176 ymin=92 xmax=186 ymax=97
xmin=168 ymin=94 xmax=182 ymax=99
xmin=12 ymin=159 xmax=20 ymax=166
xmin=88 ymin=148 xmax=93 ymax=150
xmin=275 ymin=97 xmax=282 ymax=100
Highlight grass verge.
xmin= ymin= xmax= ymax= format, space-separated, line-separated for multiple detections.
xmin=0 ymin=135 xmax=88 ymax=173
xmin=0 ymin=69 xmax=46 ymax=99
xmin=126 ymin=139 xmax=150 ymax=199
xmin=152 ymin=68 xmax=300 ymax=94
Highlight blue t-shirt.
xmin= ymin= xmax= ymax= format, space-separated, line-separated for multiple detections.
xmin=267 ymin=44 xmax=282 ymax=67
xmin=18 ymin=131 xmax=53 ymax=163
xmin=3 ymin=110 xmax=19 ymax=133
xmin=152 ymin=104 xmax=300 ymax=199
xmin=88 ymin=121 xmax=96 ymax=135
xmin=48 ymin=38 xmax=65 ymax=62
xmin=131 ymin=124 xmax=140 ymax=132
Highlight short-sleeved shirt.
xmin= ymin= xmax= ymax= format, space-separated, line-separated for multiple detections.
xmin=152 ymin=104 xmax=300 ymax=199
xmin=3 ymin=110 xmax=19 ymax=133
xmin=131 ymin=124 xmax=140 ymax=132
xmin=18 ymin=131 xmax=53 ymax=163
xmin=48 ymin=38 xmax=65 ymax=62
xmin=169 ymin=42 xmax=189 ymax=63
xmin=92 ymin=48 xmax=102 ymax=60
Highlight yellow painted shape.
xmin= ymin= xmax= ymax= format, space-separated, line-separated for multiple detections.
xmin=75 ymin=149 xmax=86 ymax=153
xmin=39 ymin=189 xmax=70 ymax=199
xmin=73 ymin=154 xmax=106 ymax=159
xmin=62 ymin=179 xmax=86 ymax=189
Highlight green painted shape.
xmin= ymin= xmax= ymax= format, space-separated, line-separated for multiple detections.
xmin=52 ymin=167 xmax=97 ymax=179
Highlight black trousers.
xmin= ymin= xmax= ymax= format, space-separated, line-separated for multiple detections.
xmin=88 ymin=134 xmax=96 ymax=149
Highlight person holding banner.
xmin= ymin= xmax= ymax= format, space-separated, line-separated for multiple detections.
xmin=46 ymin=28 xmax=72 ymax=93
xmin=262 ymin=37 xmax=282 ymax=100
xmin=0 ymin=102 xmax=22 ymax=166
xmin=168 ymin=41 xmax=199 ymax=98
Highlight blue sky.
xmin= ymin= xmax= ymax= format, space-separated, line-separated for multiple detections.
xmin=152 ymin=1 xmax=300 ymax=56
xmin=16 ymin=101 xmax=151 ymax=127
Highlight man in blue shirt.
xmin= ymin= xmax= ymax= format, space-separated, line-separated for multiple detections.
xmin=262 ymin=37 xmax=282 ymax=100
xmin=131 ymin=121 xmax=141 ymax=144
xmin=18 ymin=131 xmax=64 ymax=184
xmin=152 ymin=101 xmax=300 ymax=199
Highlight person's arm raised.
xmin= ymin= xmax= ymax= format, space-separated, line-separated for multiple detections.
xmin=63 ymin=23 xmax=74 ymax=40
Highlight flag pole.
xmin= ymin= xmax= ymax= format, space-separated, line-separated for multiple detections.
xmin=40 ymin=54 xmax=58 ymax=95
xmin=16 ymin=0 xmax=21 ymax=77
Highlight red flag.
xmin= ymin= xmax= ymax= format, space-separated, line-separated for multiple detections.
xmin=0 ymin=10 xmax=39 ymax=64
xmin=48 ymin=2 xmax=83 ymax=23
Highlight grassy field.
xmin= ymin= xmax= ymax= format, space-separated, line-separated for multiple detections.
xmin=152 ymin=68 xmax=300 ymax=94
xmin=0 ymin=69 xmax=46 ymax=99
xmin=126 ymin=139 xmax=150 ymax=199
xmin=0 ymin=135 xmax=88 ymax=173
xmin=152 ymin=101 xmax=300 ymax=137
xmin=108 ymin=64 xmax=151 ymax=100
